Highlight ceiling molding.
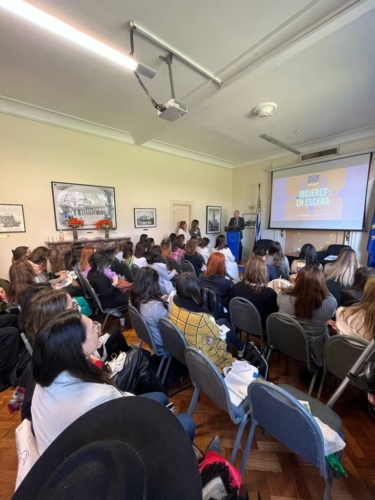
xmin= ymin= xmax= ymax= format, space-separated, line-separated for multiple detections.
xmin=233 ymin=126 xmax=375 ymax=168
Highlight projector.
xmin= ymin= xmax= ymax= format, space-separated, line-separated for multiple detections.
xmin=158 ymin=99 xmax=188 ymax=122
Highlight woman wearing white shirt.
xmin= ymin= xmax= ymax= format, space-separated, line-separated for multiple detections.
xmin=176 ymin=221 xmax=190 ymax=243
xmin=133 ymin=242 xmax=148 ymax=268
xmin=197 ymin=237 xmax=211 ymax=264
xmin=211 ymin=234 xmax=239 ymax=281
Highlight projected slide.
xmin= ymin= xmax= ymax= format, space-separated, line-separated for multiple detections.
xmin=270 ymin=154 xmax=371 ymax=230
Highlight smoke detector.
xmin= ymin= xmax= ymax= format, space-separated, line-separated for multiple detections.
xmin=254 ymin=102 xmax=277 ymax=118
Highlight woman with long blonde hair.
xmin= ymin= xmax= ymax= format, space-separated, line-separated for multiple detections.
xmin=336 ymin=277 xmax=375 ymax=342
xmin=324 ymin=248 xmax=360 ymax=303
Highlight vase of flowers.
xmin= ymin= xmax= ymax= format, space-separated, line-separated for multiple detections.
xmin=95 ymin=219 xmax=114 ymax=239
xmin=65 ymin=216 xmax=85 ymax=241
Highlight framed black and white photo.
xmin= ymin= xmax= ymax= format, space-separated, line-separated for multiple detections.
xmin=0 ymin=204 xmax=26 ymax=233
xmin=243 ymin=213 xmax=256 ymax=228
xmin=134 ymin=208 xmax=156 ymax=228
xmin=206 ymin=206 xmax=222 ymax=234
xmin=51 ymin=182 xmax=116 ymax=230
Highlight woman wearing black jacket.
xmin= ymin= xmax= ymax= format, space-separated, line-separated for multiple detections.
xmin=198 ymin=252 xmax=232 ymax=308
xmin=184 ymin=239 xmax=205 ymax=277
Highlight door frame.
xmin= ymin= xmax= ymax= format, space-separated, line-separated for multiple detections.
xmin=169 ymin=200 xmax=195 ymax=232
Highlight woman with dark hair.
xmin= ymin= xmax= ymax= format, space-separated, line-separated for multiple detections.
xmin=11 ymin=246 xmax=30 ymax=262
xmin=87 ymin=252 xmax=129 ymax=310
xmin=79 ymin=247 xmax=116 ymax=280
xmin=146 ymin=246 xmax=178 ymax=295
xmin=197 ymin=237 xmax=211 ymax=264
xmin=169 ymin=232 xmax=176 ymax=242
xmin=145 ymin=238 xmax=155 ymax=248
xmin=189 ymin=220 xmax=201 ymax=243
xmin=139 ymin=234 xmax=148 ymax=243
xmin=339 ymin=266 xmax=375 ymax=306
xmin=69 ymin=242 xmax=84 ymax=269
xmin=7 ymin=259 xmax=37 ymax=306
xmin=324 ymin=248 xmax=360 ymax=303
xmin=264 ymin=241 xmax=290 ymax=274
xmin=170 ymin=235 xmax=185 ymax=265
xmin=233 ymin=256 xmax=278 ymax=326
xmin=199 ymin=252 xmax=232 ymax=307
xmin=177 ymin=221 xmax=190 ymax=242
xmin=28 ymin=249 xmax=67 ymax=285
xmin=130 ymin=268 xmax=169 ymax=349
xmin=211 ymin=234 xmax=239 ymax=280
xmin=184 ymin=239 xmax=205 ymax=277
xmin=290 ymin=243 xmax=322 ymax=273
xmin=277 ymin=266 xmax=336 ymax=366
xmin=160 ymin=238 xmax=171 ymax=260
xmin=169 ymin=273 xmax=244 ymax=369
xmin=123 ymin=241 xmax=135 ymax=266
xmin=133 ymin=242 xmax=148 ymax=268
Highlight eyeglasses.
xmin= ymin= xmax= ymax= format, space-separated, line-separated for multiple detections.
xmin=92 ymin=321 xmax=102 ymax=335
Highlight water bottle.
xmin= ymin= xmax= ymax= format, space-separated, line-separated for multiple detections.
xmin=59 ymin=230 xmax=65 ymax=242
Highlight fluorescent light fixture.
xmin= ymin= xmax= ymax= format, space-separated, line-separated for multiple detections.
xmin=0 ymin=0 xmax=156 ymax=79
xmin=260 ymin=133 xmax=301 ymax=156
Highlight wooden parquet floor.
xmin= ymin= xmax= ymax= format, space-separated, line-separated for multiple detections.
xmin=1 ymin=315 xmax=375 ymax=500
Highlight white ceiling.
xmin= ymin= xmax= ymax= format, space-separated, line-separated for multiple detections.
xmin=1 ymin=0 xmax=375 ymax=167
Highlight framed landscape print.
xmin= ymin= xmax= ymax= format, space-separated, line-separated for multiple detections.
xmin=51 ymin=182 xmax=116 ymax=230
xmin=243 ymin=213 xmax=256 ymax=228
xmin=206 ymin=206 xmax=222 ymax=234
xmin=134 ymin=208 xmax=157 ymax=228
xmin=0 ymin=204 xmax=26 ymax=233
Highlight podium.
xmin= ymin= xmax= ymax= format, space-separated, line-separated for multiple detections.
xmin=225 ymin=226 xmax=241 ymax=262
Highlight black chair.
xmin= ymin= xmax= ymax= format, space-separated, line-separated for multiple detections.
xmin=181 ymin=260 xmax=196 ymax=275
xmin=200 ymin=287 xmax=225 ymax=320
xmin=131 ymin=264 xmax=140 ymax=279
xmin=271 ymin=265 xmax=290 ymax=281
xmin=229 ymin=297 xmax=264 ymax=342
xmin=168 ymin=258 xmax=181 ymax=274
xmin=111 ymin=258 xmax=122 ymax=276
xmin=253 ymin=239 xmax=273 ymax=253
xmin=120 ymin=262 xmax=134 ymax=283
xmin=317 ymin=244 xmax=351 ymax=266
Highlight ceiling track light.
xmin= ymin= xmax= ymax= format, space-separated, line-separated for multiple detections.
xmin=0 ymin=0 xmax=156 ymax=79
xmin=260 ymin=133 xmax=301 ymax=156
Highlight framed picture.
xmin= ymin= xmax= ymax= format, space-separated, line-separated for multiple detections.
xmin=51 ymin=182 xmax=116 ymax=230
xmin=243 ymin=213 xmax=256 ymax=228
xmin=134 ymin=208 xmax=157 ymax=228
xmin=0 ymin=204 xmax=26 ymax=233
xmin=206 ymin=206 xmax=222 ymax=234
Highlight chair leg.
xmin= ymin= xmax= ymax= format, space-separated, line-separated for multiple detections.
xmin=240 ymin=421 xmax=257 ymax=475
xmin=161 ymin=355 xmax=172 ymax=384
xmin=266 ymin=347 xmax=272 ymax=363
xmin=308 ymin=367 xmax=320 ymax=396
xmin=188 ymin=387 xmax=200 ymax=416
xmin=230 ymin=415 xmax=249 ymax=464
xmin=156 ymin=353 xmax=167 ymax=378
xmin=323 ymin=470 xmax=333 ymax=500
xmin=102 ymin=313 xmax=109 ymax=331
xmin=316 ymin=372 xmax=326 ymax=400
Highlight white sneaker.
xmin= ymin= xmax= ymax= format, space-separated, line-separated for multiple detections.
xmin=98 ymin=333 xmax=110 ymax=346
xmin=107 ymin=352 xmax=127 ymax=378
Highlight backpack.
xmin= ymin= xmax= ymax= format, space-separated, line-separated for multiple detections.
xmin=242 ymin=342 xmax=268 ymax=379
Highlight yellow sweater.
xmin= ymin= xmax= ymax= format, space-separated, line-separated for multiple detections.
xmin=169 ymin=302 xmax=235 ymax=370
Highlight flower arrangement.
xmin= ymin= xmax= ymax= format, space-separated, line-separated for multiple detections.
xmin=96 ymin=219 xmax=114 ymax=238
xmin=65 ymin=216 xmax=85 ymax=240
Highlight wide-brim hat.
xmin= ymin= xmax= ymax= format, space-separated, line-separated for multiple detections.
xmin=13 ymin=397 xmax=202 ymax=500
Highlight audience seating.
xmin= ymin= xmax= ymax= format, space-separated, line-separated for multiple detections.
xmin=200 ymin=287 xmax=225 ymax=320
xmin=158 ymin=318 xmax=188 ymax=384
xmin=240 ymin=379 xmax=343 ymax=500
xmin=120 ymin=262 xmax=133 ymax=283
xmin=316 ymin=335 xmax=375 ymax=400
xmin=185 ymin=347 xmax=250 ymax=464
xmin=266 ymin=312 xmax=319 ymax=395
xmin=181 ymin=260 xmax=196 ymax=275
xmin=167 ymin=258 xmax=181 ymax=274
xmin=131 ymin=264 xmax=140 ymax=279
xmin=128 ymin=306 xmax=170 ymax=380
xmin=78 ymin=272 xmax=127 ymax=330
xmin=229 ymin=297 xmax=264 ymax=342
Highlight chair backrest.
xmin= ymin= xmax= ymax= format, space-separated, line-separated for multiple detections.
xmin=266 ymin=313 xmax=311 ymax=368
xmin=120 ymin=261 xmax=134 ymax=282
xmin=271 ymin=265 xmax=290 ymax=280
xmin=229 ymin=297 xmax=263 ymax=340
xmin=185 ymin=347 xmax=235 ymax=418
xmin=77 ymin=271 xmax=104 ymax=313
xmin=74 ymin=267 xmax=89 ymax=298
xmin=200 ymin=287 xmax=224 ymax=320
xmin=248 ymin=379 xmax=327 ymax=474
xmin=327 ymin=244 xmax=351 ymax=256
xmin=323 ymin=335 xmax=374 ymax=389
xmin=168 ymin=258 xmax=181 ymax=274
xmin=128 ymin=305 xmax=161 ymax=355
xmin=111 ymin=259 xmax=122 ymax=276
xmin=267 ymin=278 xmax=291 ymax=294
xmin=158 ymin=318 xmax=188 ymax=365
xmin=131 ymin=264 xmax=140 ymax=279
xmin=182 ymin=260 xmax=196 ymax=275
xmin=254 ymin=239 xmax=273 ymax=252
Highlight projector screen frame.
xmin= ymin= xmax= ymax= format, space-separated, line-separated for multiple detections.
xmin=268 ymin=151 xmax=373 ymax=232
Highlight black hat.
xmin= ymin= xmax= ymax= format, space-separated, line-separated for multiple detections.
xmin=13 ymin=397 xmax=202 ymax=500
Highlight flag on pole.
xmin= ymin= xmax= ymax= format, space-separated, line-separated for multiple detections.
xmin=367 ymin=209 xmax=375 ymax=268
xmin=254 ymin=183 xmax=261 ymax=249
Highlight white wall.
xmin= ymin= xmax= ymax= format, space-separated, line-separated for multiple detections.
xmin=0 ymin=113 xmax=233 ymax=278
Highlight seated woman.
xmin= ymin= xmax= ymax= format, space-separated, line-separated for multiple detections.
xmin=197 ymin=237 xmax=211 ymax=265
xmin=335 ymin=277 xmax=375 ymax=341
xmin=198 ymin=252 xmax=232 ymax=309
xmin=170 ymin=236 xmax=185 ymax=265
xmin=7 ymin=259 xmax=38 ymax=307
xmin=31 ymin=310 xmax=195 ymax=455
xmin=189 ymin=219 xmax=202 ymax=243
xmin=160 ymin=238 xmax=171 ymax=261
xmin=146 ymin=246 xmax=178 ymax=295
xmin=253 ymin=247 xmax=276 ymax=281
xmin=211 ymin=234 xmax=239 ymax=281
xmin=87 ymin=252 xmax=129 ymax=309
xmin=264 ymin=241 xmax=290 ymax=276
xmin=122 ymin=241 xmax=135 ymax=266
xmin=290 ymin=243 xmax=322 ymax=274
xmin=79 ymin=247 xmax=116 ymax=281
xmin=324 ymin=248 xmax=360 ymax=304
xmin=184 ymin=239 xmax=205 ymax=277
xmin=232 ymin=256 xmax=278 ymax=327
xmin=277 ymin=266 xmax=337 ymax=366
xmin=28 ymin=250 xmax=67 ymax=285
xmin=169 ymin=273 xmax=244 ymax=369
xmin=133 ymin=242 xmax=148 ymax=268
xmin=11 ymin=246 xmax=30 ymax=263
xmin=130 ymin=268 xmax=168 ymax=350
xmin=113 ymin=239 xmax=127 ymax=262
xmin=339 ymin=267 xmax=375 ymax=306
xmin=68 ymin=242 xmax=84 ymax=270
xmin=176 ymin=221 xmax=190 ymax=242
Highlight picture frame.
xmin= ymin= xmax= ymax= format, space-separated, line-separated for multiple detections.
xmin=243 ymin=213 xmax=256 ymax=228
xmin=0 ymin=204 xmax=26 ymax=233
xmin=206 ymin=206 xmax=222 ymax=234
xmin=134 ymin=208 xmax=157 ymax=228
xmin=51 ymin=182 xmax=116 ymax=230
